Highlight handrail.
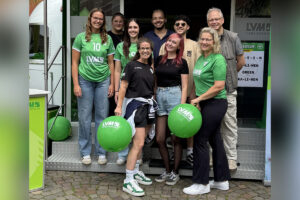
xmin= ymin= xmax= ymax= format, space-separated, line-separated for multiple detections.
xmin=48 ymin=75 xmax=65 ymax=104
xmin=47 ymin=45 xmax=64 ymax=71
xmin=47 ymin=104 xmax=64 ymax=135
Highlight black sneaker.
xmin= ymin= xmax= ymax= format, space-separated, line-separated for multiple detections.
xmin=165 ymin=171 xmax=180 ymax=185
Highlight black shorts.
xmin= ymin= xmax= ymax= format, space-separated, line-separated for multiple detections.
xmin=134 ymin=104 xmax=155 ymax=127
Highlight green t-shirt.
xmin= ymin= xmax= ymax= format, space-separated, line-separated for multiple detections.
xmin=193 ymin=53 xmax=227 ymax=99
xmin=72 ymin=32 xmax=115 ymax=82
xmin=114 ymin=42 xmax=137 ymax=76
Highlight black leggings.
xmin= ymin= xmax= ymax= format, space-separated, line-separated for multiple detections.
xmin=192 ymin=98 xmax=230 ymax=184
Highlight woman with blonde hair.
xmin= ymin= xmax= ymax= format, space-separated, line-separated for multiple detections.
xmin=183 ymin=27 xmax=230 ymax=195
xmin=72 ymin=8 xmax=115 ymax=165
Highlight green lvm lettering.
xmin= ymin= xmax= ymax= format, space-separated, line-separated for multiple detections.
xmin=29 ymin=101 xmax=40 ymax=109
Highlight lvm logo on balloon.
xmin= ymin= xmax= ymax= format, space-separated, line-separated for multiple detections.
xmin=176 ymin=107 xmax=194 ymax=121
xmin=102 ymin=121 xmax=120 ymax=128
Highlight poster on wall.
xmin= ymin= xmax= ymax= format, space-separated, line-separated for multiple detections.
xmin=238 ymin=42 xmax=265 ymax=87
xmin=29 ymin=96 xmax=45 ymax=191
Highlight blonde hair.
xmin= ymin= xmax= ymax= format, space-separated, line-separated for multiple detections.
xmin=198 ymin=27 xmax=221 ymax=54
xmin=85 ymin=8 xmax=107 ymax=44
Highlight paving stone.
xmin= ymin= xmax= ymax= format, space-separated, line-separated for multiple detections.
xmin=120 ymin=193 xmax=130 ymax=199
xmin=29 ymin=171 xmax=271 ymax=200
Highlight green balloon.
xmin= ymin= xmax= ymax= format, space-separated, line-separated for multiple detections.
xmin=168 ymin=104 xmax=202 ymax=138
xmin=97 ymin=116 xmax=132 ymax=152
xmin=48 ymin=116 xmax=71 ymax=141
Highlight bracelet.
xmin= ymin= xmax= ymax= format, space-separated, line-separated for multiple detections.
xmin=114 ymin=91 xmax=119 ymax=93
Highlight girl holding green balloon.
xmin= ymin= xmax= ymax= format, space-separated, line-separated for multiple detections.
xmin=183 ymin=27 xmax=230 ymax=195
xmin=154 ymin=33 xmax=189 ymax=185
xmin=115 ymin=37 xmax=157 ymax=197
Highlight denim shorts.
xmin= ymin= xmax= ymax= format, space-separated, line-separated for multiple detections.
xmin=156 ymin=86 xmax=181 ymax=116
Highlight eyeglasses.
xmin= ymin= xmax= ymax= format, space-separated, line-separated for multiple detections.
xmin=200 ymin=38 xmax=213 ymax=42
xmin=139 ymin=47 xmax=151 ymax=51
xmin=92 ymin=17 xmax=104 ymax=21
xmin=208 ymin=17 xmax=222 ymax=22
xmin=175 ymin=22 xmax=186 ymax=27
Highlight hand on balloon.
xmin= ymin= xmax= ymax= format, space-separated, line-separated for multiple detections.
xmin=190 ymin=98 xmax=201 ymax=111
xmin=74 ymin=85 xmax=82 ymax=97
xmin=108 ymin=84 xmax=114 ymax=98
xmin=114 ymin=107 xmax=122 ymax=116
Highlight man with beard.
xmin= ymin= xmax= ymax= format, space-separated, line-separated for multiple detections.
xmin=144 ymin=9 xmax=173 ymax=63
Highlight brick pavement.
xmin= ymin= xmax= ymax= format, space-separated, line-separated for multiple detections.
xmin=29 ymin=171 xmax=271 ymax=200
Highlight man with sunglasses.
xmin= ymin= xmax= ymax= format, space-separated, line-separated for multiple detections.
xmin=207 ymin=8 xmax=245 ymax=171
xmin=159 ymin=15 xmax=201 ymax=167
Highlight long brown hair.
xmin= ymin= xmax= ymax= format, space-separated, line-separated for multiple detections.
xmin=85 ymin=8 xmax=107 ymax=44
xmin=123 ymin=18 xmax=141 ymax=59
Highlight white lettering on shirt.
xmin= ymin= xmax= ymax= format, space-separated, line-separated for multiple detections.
xmin=86 ymin=56 xmax=104 ymax=65
xmin=193 ymin=69 xmax=202 ymax=76
xmin=130 ymin=52 xmax=136 ymax=57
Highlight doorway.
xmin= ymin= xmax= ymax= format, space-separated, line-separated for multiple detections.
xmin=124 ymin=0 xmax=231 ymax=40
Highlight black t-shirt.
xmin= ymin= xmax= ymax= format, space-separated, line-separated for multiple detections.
xmin=108 ymin=31 xmax=124 ymax=48
xmin=155 ymin=56 xmax=189 ymax=87
xmin=122 ymin=60 xmax=155 ymax=98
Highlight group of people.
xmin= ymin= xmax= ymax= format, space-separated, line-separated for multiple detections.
xmin=72 ymin=7 xmax=245 ymax=197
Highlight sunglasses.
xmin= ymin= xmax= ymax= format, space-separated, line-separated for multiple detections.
xmin=175 ymin=22 xmax=186 ymax=27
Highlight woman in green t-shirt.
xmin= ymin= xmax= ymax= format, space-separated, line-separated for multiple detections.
xmin=114 ymin=18 xmax=140 ymax=104
xmin=72 ymin=8 xmax=115 ymax=166
xmin=183 ymin=27 xmax=230 ymax=195
xmin=113 ymin=18 xmax=141 ymax=165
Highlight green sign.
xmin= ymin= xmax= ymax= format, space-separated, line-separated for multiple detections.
xmin=29 ymin=96 xmax=45 ymax=190
xmin=243 ymin=42 xmax=265 ymax=51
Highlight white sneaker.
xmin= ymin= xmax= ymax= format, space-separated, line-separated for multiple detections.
xmin=209 ymin=180 xmax=229 ymax=190
xmin=116 ymin=157 xmax=126 ymax=165
xmin=123 ymin=179 xmax=145 ymax=197
xmin=98 ymin=155 xmax=107 ymax=165
xmin=134 ymin=171 xmax=152 ymax=185
xmin=183 ymin=183 xmax=210 ymax=195
xmin=81 ymin=155 xmax=91 ymax=165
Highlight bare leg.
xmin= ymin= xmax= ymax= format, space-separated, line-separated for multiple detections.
xmin=156 ymin=116 xmax=171 ymax=172
xmin=126 ymin=127 xmax=146 ymax=170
